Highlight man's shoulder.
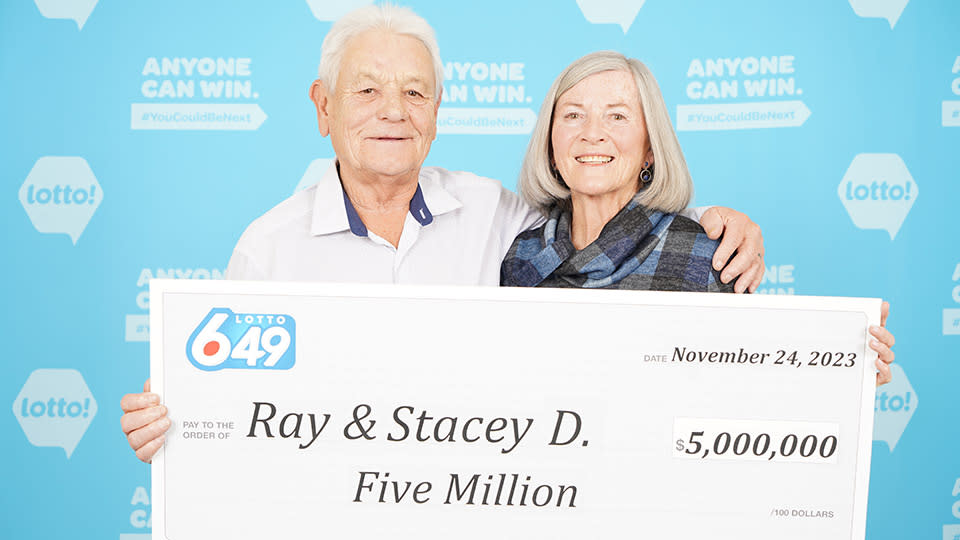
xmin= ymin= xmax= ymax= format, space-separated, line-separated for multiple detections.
xmin=235 ymin=186 xmax=315 ymax=247
xmin=421 ymin=166 xmax=511 ymax=197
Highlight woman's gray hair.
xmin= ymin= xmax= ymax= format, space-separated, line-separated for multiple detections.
xmin=317 ymin=3 xmax=444 ymax=99
xmin=519 ymin=51 xmax=693 ymax=213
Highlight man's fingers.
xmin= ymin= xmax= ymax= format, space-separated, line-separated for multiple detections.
xmin=880 ymin=301 xmax=890 ymax=327
xmin=712 ymin=228 xmax=744 ymax=273
xmin=875 ymin=359 xmax=892 ymax=386
xmin=143 ymin=378 xmax=151 ymax=393
xmin=120 ymin=392 xmax=159 ymax=413
xmin=126 ymin=417 xmax=171 ymax=453
xmin=870 ymin=338 xmax=895 ymax=366
xmin=121 ymin=405 xmax=167 ymax=435
xmin=748 ymin=258 xmax=764 ymax=292
xmin=699 ymin=207 xmax=723 ymax=240
xmin=733 ymin=261 xmax=760 ymax=294
xmin=135 ymin=435 xmax=166 ymax=464
xmin=869 ymin=325 xmax=895 ymax=350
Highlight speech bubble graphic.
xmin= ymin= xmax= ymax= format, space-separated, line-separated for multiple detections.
xmin=33 ymin=0 xmax=99 ymax=30
xmin=848 ymin=0 xmax=909 ymax=28
xmin=305 ymin=0 xmax=375 ymax=22
xmin=575 ymin=0 xmax=646 ymax=33
xmin=12 ymin=369 xmax=98 ymax=458
xmin=838 ymin=153 xmax=917 ymax=240
xmin=19 ymin=156 xmax=103 ymax=245
xmin=294 ymin=158 xmax=335 ymax=194
xmin=872 ymin=364 xmax=917 ymax=452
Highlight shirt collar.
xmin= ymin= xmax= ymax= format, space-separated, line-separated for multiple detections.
xmin=310 ymin=161 xmax=464 ymax=237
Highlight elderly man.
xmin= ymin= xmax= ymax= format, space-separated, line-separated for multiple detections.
xmin=120 ymin=4 xmax=775 ymax=463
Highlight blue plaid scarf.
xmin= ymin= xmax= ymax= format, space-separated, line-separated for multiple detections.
xmin=500 ymin=195 xmax=730 ymax=292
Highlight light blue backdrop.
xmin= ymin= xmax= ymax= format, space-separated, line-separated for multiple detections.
xmin=2 ymin=1 xmax=958 ymax=538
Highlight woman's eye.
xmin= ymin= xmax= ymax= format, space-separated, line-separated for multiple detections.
xmin=360 ymin=88 xmax=375 ymax=94
xmin=564 ymin=112 xmax=580 ymax=120
xmin=407 ymin=90 xmax=424 ymax=98
xmin=611 ymin=113 xmax=626 ymax=120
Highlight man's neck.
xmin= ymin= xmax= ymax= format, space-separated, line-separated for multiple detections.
xmin=339 ymin=164 xmax=419 ymax=248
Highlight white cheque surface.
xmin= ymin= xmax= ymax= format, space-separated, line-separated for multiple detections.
xmin=150 ymin=280 xmax=879 ymax=540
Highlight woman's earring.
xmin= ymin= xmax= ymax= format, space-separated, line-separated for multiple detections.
xmin=640 ymin=161 xmax=653 ymax=185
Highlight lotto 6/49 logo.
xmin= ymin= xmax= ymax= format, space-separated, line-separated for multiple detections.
xmin=186 ymin=308 xmax=295 ymax=371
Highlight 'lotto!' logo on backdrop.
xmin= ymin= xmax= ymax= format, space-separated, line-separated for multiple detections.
xmin=872 ymin=364 xmax=917 ymax=452
xmin=838 ymin=153 xmax=917 ymax=240
xmin=848 ymin=0 xmax=909 ymax=29
xmin=186 ymin=309 xmax=296 ymax=371
xmin=575 ymin=0 xmax=646 ymax=33
xmin=19 ymin=157 xmax=103 ymax=245
xmin=34 ymin=0 xmax=98 ymax=30
xmin=12 ymin=369 xmax=98 ymax=458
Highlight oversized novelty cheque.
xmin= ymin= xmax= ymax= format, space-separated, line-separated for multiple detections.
xmin=150 ymin=280 xmax=879 ymax=540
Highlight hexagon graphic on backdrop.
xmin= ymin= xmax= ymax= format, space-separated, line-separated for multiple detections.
xmin=848 ymin=0 xmax=909 ymax=29
xmin=33 ymin=0 xmax=98 ymax=30
xmin=19 ymin=156 xmax=103 ymax=245
xmin=294 ymin=158 xmax=335 ymax=194
xmin=575 ymin=0 xmax=646 ymax=33
xmin=872 ymin=364 xmax=917 ymax=452
xmin=12 ymin=369 xmax=98 ymax=458
xmin=837 ymin=153 xmax=917 ymax=240
xmin=306 ymin=0 xmax=375 ymax=22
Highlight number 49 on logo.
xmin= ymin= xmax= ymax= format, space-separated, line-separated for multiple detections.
xmin=186 ymin=308 xmax=296 ymax=371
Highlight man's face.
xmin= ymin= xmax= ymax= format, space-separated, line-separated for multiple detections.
xmin=323 ymin=30 xmax=439 ymax=184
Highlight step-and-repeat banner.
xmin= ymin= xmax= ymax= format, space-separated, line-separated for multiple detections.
xmin=2 ymin=1 xmax=958 ymax=538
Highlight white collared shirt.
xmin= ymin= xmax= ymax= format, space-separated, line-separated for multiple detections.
xmin=225 ymin=162 xmax=709 ymax=286
xmin=225 ymin=163 xmax=543 ymax=285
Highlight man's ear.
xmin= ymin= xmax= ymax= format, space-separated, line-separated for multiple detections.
xmin=309 ymin=79 xmax=331 ymax=137
xmin=432 ymin=87 xmax=442 ymax=140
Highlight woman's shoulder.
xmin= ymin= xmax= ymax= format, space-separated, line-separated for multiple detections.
xmin=658 ymin=212 xmax=721 ymax=254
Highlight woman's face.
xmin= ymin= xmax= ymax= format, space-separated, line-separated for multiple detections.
xmin=551 ymin=70 xmax=653 ymax=203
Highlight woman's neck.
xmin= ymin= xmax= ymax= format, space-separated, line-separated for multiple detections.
xmin=569 ymin=189 xmax=637 ymax=250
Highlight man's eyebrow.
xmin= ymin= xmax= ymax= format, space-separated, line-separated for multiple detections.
xmin=354 ymin=70 xmax=382 ymax=82
xmin=353 ymin=70 xmax=430 ymax=86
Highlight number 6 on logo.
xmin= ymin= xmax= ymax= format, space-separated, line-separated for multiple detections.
xmin=185 ymin=308 xmax=296 ymax=371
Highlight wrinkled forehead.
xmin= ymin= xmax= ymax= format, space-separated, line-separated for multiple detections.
xmin=556 ymin=69 xmax=642 ymax=108
xmin=338 ymin=30 xmax=435 ymax=88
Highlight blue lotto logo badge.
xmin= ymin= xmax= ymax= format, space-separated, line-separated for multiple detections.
xmin=186 ymin=309 xmax=295 ymax=371
xmin=19 ymin=156 xmax=103 ymax=245
xmin=12 ymin=369 xmax=97 ymax=458
xmin=838 ymin=153 xmax=917 ymax=240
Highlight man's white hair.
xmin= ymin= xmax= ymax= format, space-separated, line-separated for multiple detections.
xmin=317 ymin=3 xmax=444 ymax=99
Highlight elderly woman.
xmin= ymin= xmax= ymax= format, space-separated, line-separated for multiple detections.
xmin=501 ymin=51 xmax=896 ymax=374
